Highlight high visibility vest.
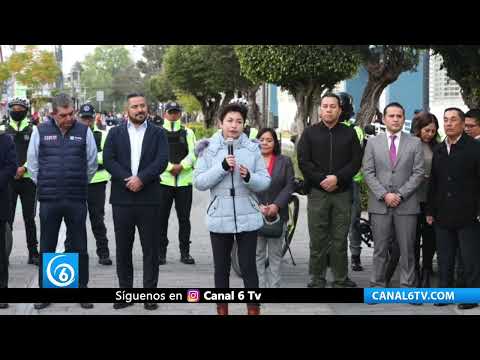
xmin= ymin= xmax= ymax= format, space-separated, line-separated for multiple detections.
xmin=342 ymin=120 xmax=364 ymax=183
xmin=90 ymin=127 xmax=111 ymax=184
xmin=160 ymin=119 xmax=197 ymax=187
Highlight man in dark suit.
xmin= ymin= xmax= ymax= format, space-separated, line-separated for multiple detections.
xmin=427 ymin=107 xmax=480 ymax=310
xmin=0 ymin=129 xmax=18 ymax=309
xmin=104 ymin=93 xmax=169 ymax=311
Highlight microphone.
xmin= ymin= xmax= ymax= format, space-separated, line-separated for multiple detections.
xmin=227 ymin=138 xmax=234 ymax=156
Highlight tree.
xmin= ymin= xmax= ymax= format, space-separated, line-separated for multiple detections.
xmin=428 ymin=46 xmax=480 ymax=109
xmin=348 ymin=46 xmax=419 ymax=128
xmin=149 ymin=71 xmax=176 ymax=102
xmin=235 ymin=45 xmax=362 ymax=136
xmin=80 ymin=45 xmax=138 ymax=112
xmin=163 ymin=45 xmax=257 ymax=128
xmin=0 ymin=45 xmax=60 ymax=90
xmin=175 ymin=90 xmax=202 ymax=121
xmin=137 ymin=45 xmax=170 ymax=76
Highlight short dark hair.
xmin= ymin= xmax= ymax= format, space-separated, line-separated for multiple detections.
xmin=256 ymin=127 xmax=281 ymax=155
xmin=412 ymin=111 xmax=440 ymax=147
xmin=465 ymin=109 xmax=480 ymax=125
xmin=444 ymin=107 xmax=465 ymax=121
xmin=320 ymin=93 xmax=341 ymax=107
xmin=127 ymin=93 xmax=146 ymax=102
xmin=218 ymin=103 xmax=248 ymax=123
xmin=383 ymin=102 xmax=405 ymax=117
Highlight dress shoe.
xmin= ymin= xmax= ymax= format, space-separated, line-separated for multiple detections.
xmin=113 ymin=302 xmax=134 ymax=310
xmin=307 ymin=279 xmax=326 ymax=288
xmin=80 ymin=303 xmax=94 ymax=309
xmin=216 ymin=303 xmax=228 ymax=315
xmin=0 ymin=303 xmax=9 ymax=309
xmin=247 ymin=304 xmax=260 ymax=315
xmin=34 ymin=303 xmax=51 ymax=310
xmin=333 ymin=278 xmax=357 ymax=288
xmin=144 ymin=303 xmax=158 ymax=310
xmin=457 ymin=303 xmax=479 ymax=310
xmin=98 ymin=256 xmax=113 ymax=266
xmin=180 ymin=254 xmax=195 ymax=265
xmin=28 ymin=250 xmax=40 ymax=265
xmin=434 ymin=303 xmax=449 ymax=307
xmin=351 ymin=255 xmax=363 ymax=272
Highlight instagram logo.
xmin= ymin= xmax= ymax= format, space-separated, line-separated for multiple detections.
xmin=187 ymin=289 xmax=200 ymax=303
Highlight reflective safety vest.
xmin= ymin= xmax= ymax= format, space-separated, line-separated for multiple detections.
xmin=244 ymin=125 xmax=258 ymax=139
xmin=160 ymin=119 xmax=197 ymax=187
xmin=90 ymin=127 xmax=111 ymax=184
xmin=342 ymin=120 xmax=364 ymax=183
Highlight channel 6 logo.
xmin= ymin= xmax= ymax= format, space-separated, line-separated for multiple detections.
xmin=187 ymin=289 xmax=200 ymax=303
xmin=42 ymin=253 xmax=78 ymax=288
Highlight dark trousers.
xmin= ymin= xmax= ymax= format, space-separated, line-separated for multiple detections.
xmin=435 ymin=223 xmax=480 ymax=288
xmin=65 ymin=182 xmax=109 ymax=258
xmin=0 ymin=221 xmax=7 ymax=288
xmin=415 ymin=202 xmax=436 ymax=271
xmin=158 ymin=185 xmax=192 ymax=255
xmin=9 ymin=178 xmax=38 ymax=251
xmin=112 ymin=205 xmax=160 ymax=288
xmin=38 ymin=199 xmax=89 ymax=288
xmin=210 ymin=231 xmax=258 ymax=289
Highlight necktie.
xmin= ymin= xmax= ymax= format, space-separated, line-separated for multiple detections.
xmin=389 ymin=135 xmax=397 ymax=166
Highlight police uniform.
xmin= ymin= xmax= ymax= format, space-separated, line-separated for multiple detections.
xmin=5 ymin=100 xmax=39 ymax=265
xmin=64 ymin=104 xmax=112 ymax=265
xmin=158 ymin=102 xmax=197 ymax=264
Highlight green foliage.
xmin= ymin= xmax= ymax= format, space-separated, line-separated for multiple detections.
xmin=175 ymin=91 xmax=201 ymax=114
xmin=80 ymin=45 xmax=139 ymax=112
xmin=186 ymin=122 xmax=217 ymax=140
xmin=163 ymin=45 xmax=255 ymax=127
xmin=137 ymin=45 xmax=170 ymax=76
xmin=430 ymin=46 xmax=480 ymax=108
xmin=235 ymin=45 xmax=361 ymax=95
xmin=150 ymin=71 xmax=176 ymax=102
xmin=0 ymin=46 xmax=60 ymax=89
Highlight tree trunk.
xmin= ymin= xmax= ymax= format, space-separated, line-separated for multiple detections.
xmin=292 ymin=82 xmax=323 ymax=142
xmin=200 ymin=96 xmax=221 ymax=128
xmin=356 ymin=75 xmax=391 ymax=128
xmin=246 ymin=85 xmax=262 ymax=129
xmin=308 ymin=86 xmax=325 ymax=125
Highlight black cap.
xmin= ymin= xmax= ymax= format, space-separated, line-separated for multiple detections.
xmin=164 ymin=101 xmax=182 ymax=112
xmin=79 ymin=104 xmax=95 ymax=117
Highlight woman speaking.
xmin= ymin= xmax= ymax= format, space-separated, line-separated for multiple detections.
xmin=194 ymin=103 xmax=271 ymax=315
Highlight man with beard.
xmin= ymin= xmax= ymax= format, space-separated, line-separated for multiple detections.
xmin=104 ymin=93 xmax=169 ymax=311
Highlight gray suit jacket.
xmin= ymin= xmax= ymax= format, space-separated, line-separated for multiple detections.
xmin=362 ymin=132 xmax=424 ymax=215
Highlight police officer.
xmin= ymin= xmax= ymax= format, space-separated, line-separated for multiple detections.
xmin=338 ymin=92 xmax=365 ymax=272
xmin=65 ymin=104 xmax=113 ymax=265
xmin=5 ymin=98 xmax=40 ymax=265
xmin=158 ymin=101 xmax=196 ymax=265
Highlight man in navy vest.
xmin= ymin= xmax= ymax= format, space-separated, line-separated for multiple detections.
xmin=27 ymin=93 xmax=98 ymax=311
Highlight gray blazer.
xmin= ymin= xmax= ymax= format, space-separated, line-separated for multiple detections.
xmin=362 ymin=132 xmax=424 ymax=215
xmin=256 ymin=154 xmax=295 ymax=221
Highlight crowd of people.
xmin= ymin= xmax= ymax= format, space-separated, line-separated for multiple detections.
xmin=0 ymin=90 xmax=479 ymax=315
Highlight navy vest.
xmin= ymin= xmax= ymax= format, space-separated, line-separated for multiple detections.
xmin=37 ymin=119 xmax=88 ymax=201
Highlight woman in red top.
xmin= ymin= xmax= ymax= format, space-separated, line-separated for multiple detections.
xmin=256 ymin=128 xmax=295 ymax=288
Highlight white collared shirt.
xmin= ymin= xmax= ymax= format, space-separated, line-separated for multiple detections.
xmin=445 ymin=134 xmax=463 ymax=155
xmin=386 ymin=130 xmax=402 ymax=157
xmin=127 ymin=119 xmax=148 ymax=176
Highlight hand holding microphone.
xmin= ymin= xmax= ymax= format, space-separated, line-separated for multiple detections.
xmin=223 ymin=138 xmax=236 ymax=172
